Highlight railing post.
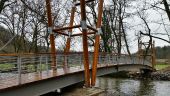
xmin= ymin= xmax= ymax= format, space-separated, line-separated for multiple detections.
xmin=63 ymin=55 xmax=68 ymax=69
xmin=132 ymin=56 xmax=135 ymax=64
xmin=108 ymin=54 xmax=110 ymax=66
xmin=39 ymin=55 xmax=42 ymax=72
xmin=46 ymin=55 xmax=49 ymax=72
xmin=98 ymin=55 xmax=100 ymax=65
xmin=117 ymin=55 xmax=119 ymax=65
xmin=79 ymin=55 xmax=82 ymax=69
xmin=17 ymin=55 xmax=21 ymax=85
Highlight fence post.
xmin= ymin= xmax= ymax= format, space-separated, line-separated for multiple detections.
xmin=117 ymin=55 xmax=119 ymax=65
xmin=40 ymin=55 xmax=42 ymax=72
xmin=46 ymin=55 xmax=49 ymax=72
xmin=17 ymin=55 xmax=21 ymax=85
xmin=132 ymin=56 xmax=135 ymax=64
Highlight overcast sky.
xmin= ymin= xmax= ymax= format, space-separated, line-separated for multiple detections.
xmin=104 ymin=0 xmax=170 ymax=53
xmin=58 ymin=0 xmax=170 ymax=53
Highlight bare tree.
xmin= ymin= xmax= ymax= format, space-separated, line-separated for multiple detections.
xmin=0 ymin=0 xmax=9 ymax=13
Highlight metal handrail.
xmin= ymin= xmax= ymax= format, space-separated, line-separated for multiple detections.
xmin=0 ymin=53 xmax=152 ymax=85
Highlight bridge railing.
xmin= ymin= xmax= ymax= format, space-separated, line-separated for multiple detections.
xmin=97 ymin=54 xmax=151 ymax=66
xmin=0 ymin=53 xmax=152 ymax=85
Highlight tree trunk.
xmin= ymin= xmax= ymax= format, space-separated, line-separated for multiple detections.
xmin=163 ymin=0 xmax=170 ymax=22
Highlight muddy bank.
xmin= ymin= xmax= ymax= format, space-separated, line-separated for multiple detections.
xmin=102 ymin=71 xmax=151 ymax=80
xmin=150 ymin=66 xmax=170 ymax=80
xmin=128 ymin=67 xmax=170 ymax=81
xmin=105 ymin=69 xmax=170 ymax=81
xmin=151 ymin=71 xmax=170 ymax=80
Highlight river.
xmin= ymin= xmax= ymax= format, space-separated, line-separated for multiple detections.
xmin=62 ymin=76 xmax=170 ymax=96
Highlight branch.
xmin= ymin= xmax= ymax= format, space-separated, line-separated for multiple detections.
xmin=0 ymin=0 xmax=9 ymax=13
xmin=140 ymin=31 xmax=170 ymax=43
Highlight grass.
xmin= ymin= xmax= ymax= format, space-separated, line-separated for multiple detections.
xmin=0 ymin=63 xmax=50 ymax=72
xmin=155 ymin=63 xmax=170 ymax=70
xmin=0 ymin=64 xmax=15 ymax=71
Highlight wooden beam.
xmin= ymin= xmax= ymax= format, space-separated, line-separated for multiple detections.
xmin=53 ymin=25 xmax=81 ymax=32
xmin=63 ymin=1 xmax=76 ymax=70
xmin=64 ymin=3 xmax=76 ymax=54
xmin=87 ymin=25 xmax=97 ymax=32
xmin=80 ymin=0 xmax=90 ymax=87
xmin=75 ymin=0 xmax=95 ymax=6
xmin=91 ymin=0 xmax=104 ymax=86
xmin=71 ymin=32 xmax=96 ymax=37
xmin=52 ymin=31 xmax=69 ymax=36
xmin=45 ymin=0 xmax=56 ymax=70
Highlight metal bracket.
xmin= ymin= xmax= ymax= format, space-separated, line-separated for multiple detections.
xmin=48 ymin=27 xmax=53 ymax=34
xmin=81 ymin=20 xmax=87 ymax=30
xmin=96 ymin=28 xmax=102 ymax=35
xmin=68 ymin=31 xmax=72 ymax=38
xmin=73 ymin=1 xmax=76 ymax=7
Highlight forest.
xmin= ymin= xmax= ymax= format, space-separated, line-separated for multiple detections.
xmin=0 ymin=0 xmax=169 ymax=55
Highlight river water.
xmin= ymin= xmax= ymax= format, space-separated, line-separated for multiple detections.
xmin=95 ymin=77 xmax=170 ymax=96
xmin=63 ymin=76 xmax=170 ymax=96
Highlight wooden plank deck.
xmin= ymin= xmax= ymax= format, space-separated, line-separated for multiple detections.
xmin=0 ymin=63 xmax=152 ymax=92
xmin=0 ymin=66 xmax=85 ymax=90
xmin=0 ymin=63 xmax=110 ymax=90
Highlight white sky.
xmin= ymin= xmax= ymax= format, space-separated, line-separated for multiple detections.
xmin=104 ymin=0 xmax=170 ymax=53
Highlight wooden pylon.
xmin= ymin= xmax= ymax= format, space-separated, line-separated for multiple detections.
xmin=91 ymin=0 xmax=104 ymax=86
xmin=45 ymin=0 xmax=57 ymax=70
xmin=45 ymin=0 xmax=104 ymax=87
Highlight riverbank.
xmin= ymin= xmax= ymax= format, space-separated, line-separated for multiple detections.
xmin=151 ymin=66 xmax=170 ymax=80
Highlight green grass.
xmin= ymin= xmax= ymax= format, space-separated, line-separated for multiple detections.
xmin=26 ymin=64 xmax=50 ymax=72
xmin=0 ymin=63 xmax=50 ymax=72
xmin=0 ymin=64 xmax=15 ymax=71
xmin=155 ymin=63 xmax=170 ymax=70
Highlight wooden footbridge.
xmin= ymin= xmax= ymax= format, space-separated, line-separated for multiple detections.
xmin=0 ymin=0 xmax=156 ymax=96
xmin=0 ymin=53 xmax=154 ymax=96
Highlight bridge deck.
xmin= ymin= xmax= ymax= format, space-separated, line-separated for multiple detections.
xmin=0 ymin=54 xmax=152 ymax=95
xmin=0 ymin=63 xmax=153 ymax=92
xmin=0 ymin=64 xmax=112 ymax=91
xmin=0 ymin=67 xmax=81 ymax=90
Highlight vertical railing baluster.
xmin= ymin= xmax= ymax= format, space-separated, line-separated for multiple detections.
xmin=40 ymin=55 xmax=42 ymax=72
xmin=17 ymin=55 xmax=21 ymax=85
xmin=108 ymin=54 xmax=110 ymax=66
xmin=46 ymin=55 xmax=49 ymax=72
xmin=98 ymin=55 xmax=100 ymax=66
xmin=67 ymin=55 xmax=69 ymax=68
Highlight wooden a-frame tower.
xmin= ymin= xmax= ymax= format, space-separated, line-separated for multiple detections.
xmin=45 ymin=0 xmax=104 ymax=87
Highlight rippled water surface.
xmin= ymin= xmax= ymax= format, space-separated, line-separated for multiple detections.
xmin=95 ymin=77 xmax=170 ymax=96
xmin=62 ymin=76 xmax=170 ymax=96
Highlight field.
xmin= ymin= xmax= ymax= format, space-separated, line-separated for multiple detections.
xmin=155 ymin=63 xmax=170 ymax=70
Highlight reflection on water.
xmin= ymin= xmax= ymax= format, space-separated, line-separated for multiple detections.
xmin=96 ymin=77 xmax=170 ymax=96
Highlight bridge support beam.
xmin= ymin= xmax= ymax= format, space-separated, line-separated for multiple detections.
xmin=80 ymin=0 xmax=90 ymax=87
xmin=91 ymin=0 xmax=104 ymax=86
xmin=63 ymin=0 xmax=76 ymax=70
xmin=151 ymin=41 xmax=156 ymax=69
xmin=45 ymin=0 xmax=56 ymax=70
